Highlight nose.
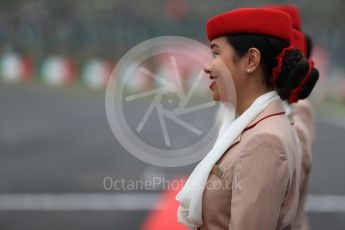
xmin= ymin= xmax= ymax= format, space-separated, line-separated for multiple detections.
xmin=203 ymin=61 xmax=211 ymax=74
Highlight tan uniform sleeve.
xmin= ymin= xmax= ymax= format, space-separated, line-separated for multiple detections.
xmin=229 ymin=133 xmax=290 ymax=230
xmin=293 ymin=99 xmax=315 ymax=143
xmin=292 ymin=98 xmax=315 ymax=230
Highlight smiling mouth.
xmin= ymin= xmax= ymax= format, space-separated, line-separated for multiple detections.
xmin=208 ymin=75 xmax=217 ymax=89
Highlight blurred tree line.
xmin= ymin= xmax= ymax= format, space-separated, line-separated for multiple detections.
xmin=0 ymin=0 xmax=344 ymax=67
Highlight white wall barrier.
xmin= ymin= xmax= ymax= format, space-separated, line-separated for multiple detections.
xmin=0 ymin=53 xmax=33 ymax=83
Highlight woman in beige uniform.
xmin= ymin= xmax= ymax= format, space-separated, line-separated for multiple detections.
xmin=265 ymin=5 xmax=317 ymax=230
xmin=176 ymin=8 xmax=319 ymax=230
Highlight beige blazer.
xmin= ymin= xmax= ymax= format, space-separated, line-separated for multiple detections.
xmin=291 ymin=100 xmax=315 ymax=230
xmin=200 ymin=99 xmax=302 ymax=230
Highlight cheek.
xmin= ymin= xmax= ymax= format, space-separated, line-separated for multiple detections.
xmin=223 ymin=58 xmax=244 ymax=89
xmin=210 ymin=58 xmax=223 ymax=76
xmin=210 ymin=56 xmax=232 ymax=82
xmin=212 ymin=57 xmax=234 ymax=101
xmin=217 ymin=53 xmax=235 ymax=77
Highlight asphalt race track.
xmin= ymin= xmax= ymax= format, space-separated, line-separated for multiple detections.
xmin=1 ymin=83 xmax=345 ymax=230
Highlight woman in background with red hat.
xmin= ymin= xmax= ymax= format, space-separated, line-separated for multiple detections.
xmin=266 ymin=5 xmax=316 ymax=230
xmin=176 ymin=8 xmax=319 ymax=230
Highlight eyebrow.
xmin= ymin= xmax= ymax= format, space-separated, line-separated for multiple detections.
xmin=210 ymin=43 xmax=219 ymax=49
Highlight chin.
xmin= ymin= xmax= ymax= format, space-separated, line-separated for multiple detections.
xmin=212 ymin=93 xmax=220 ymax=101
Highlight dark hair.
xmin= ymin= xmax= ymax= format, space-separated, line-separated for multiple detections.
xmin=226 ymin=33 xmax=319 ymax=102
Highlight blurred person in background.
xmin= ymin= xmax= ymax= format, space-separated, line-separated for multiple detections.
xmin=291 ymin=35 xmax=316 ymax=230
xmin=265 ymin=5 xmax=317 ymax=230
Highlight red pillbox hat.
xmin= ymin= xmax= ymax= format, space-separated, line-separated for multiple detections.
xmin=265 ymin=5 xmax=306 ymax=55
xmin=292 ymin=29 xmax=307 ymax=56
xmin=206 ymin=8 xmax=292 ymax=44
xmin=265 ymin=4 xmax=301 ymax=30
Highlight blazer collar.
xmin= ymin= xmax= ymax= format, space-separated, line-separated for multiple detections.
xmin=229 ymin=99 xmax=290 ymax=148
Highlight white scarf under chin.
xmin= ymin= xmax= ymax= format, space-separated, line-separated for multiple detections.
xmin=176 ymin=91 xmax=281 ymax=229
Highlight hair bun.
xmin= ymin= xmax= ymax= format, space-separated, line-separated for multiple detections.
xmin=273 ymin=48 xmax=319 ymax=103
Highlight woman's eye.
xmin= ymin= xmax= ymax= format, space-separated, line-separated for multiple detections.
xmin=211 ymin=51 xmax=218 ymax=58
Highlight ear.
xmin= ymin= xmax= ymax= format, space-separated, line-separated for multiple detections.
xmin=246 ymin=48 xmax=261 ymax=74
